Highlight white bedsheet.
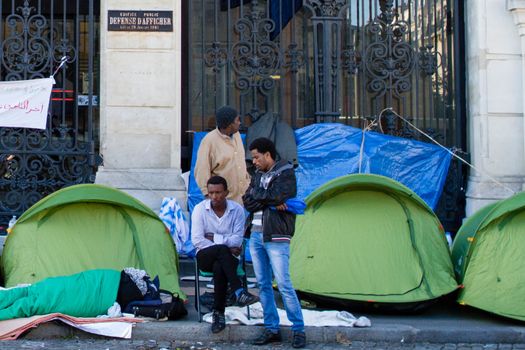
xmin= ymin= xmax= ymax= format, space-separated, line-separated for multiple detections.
xmin=203 ymin=302 xmax=371 ymax=327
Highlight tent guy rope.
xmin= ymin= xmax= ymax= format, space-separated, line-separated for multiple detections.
xmin=376 ymin=107 xmax=516 ymax=195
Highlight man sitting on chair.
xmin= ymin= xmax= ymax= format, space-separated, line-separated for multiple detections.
xmin=191 ymin=175 xmax=259 ymax=333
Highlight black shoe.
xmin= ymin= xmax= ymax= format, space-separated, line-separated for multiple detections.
xmin=252 ymin=329 xmax=282 ymax=345
xmin=235 ymin=290 xmax=260 ymax=307
xmin=292 ymin=331 xmax=306 ymax=348
xmin=211 ymin=311 xmax=226 ymax=334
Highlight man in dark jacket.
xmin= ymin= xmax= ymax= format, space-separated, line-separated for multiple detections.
xmin=243 ymin=137 xmax=306 ymax=349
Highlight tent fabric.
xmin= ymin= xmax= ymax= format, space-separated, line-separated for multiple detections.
xmin=451 ymin=192 xmax=525 ymax=321
xmin=450 ymin=202 xmax=497 ymax=282
xmin=16 ymin=183 xmax=159 ymax=224
xmin=244 ymin=111 xmax=298 ymax=166
xmin=188 ymin=123 xmax=451 ymax=214
xmin=294 ymin=123 xmax=451 ymax=209
xmin=290 ymin=174 xmax=457 ymax=306
xmin=1 ymin=184 xmax=184 ymax=298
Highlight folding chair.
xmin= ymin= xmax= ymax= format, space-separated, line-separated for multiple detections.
xmin=194 ymin=241 xmax=252 ymax=322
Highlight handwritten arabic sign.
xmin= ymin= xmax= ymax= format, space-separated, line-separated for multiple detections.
xmin=0 ymin=77 xmax=54 ymax=130
xmin=108 ymin=10 xmax=173 ymax=32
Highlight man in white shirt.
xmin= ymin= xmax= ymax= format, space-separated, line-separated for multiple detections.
xmin=191 ymin=175 xmax=259 ymax=333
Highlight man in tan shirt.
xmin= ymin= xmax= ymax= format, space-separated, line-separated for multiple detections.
xmin=194 ymin=106 xmax=250 ymax=205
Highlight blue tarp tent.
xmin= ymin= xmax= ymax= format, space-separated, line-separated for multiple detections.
xmin=188 ymin=123 xmax=451 ymax=212
xmin=294 ymin=123 xmax=451 ymax=209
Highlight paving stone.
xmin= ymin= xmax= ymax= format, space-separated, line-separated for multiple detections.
xmin=415 ymin=344 xmax=444 ymax=350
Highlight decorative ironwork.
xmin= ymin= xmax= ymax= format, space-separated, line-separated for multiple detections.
xmin=418 ymin=44 xmax=439 ymax=76
xmin=283 ymin=43 xmax=305 ymax=74
xmin=434 ymin=155 xmax=467 ymax=232
xmin=305 ymin=0 xmax=348 ymax=17
xmin=341 ymin=45 xmax=360 ymax=75
xmin=230 ymin=1 xmax=281 ymax=96
xmin=365 ymin=0 xmax=415 ymax=99
xmin=303 ymin=0 xmax=349 ymax=121
xmin=1 ymin=0 xmax=50 ymax=80
xmin=53 ymin=35 xmax=77 ymax=67
xmin=0 ymin=0 xmax=99 ymax=230
xmin=370 ymin=110 xmax=416 ymax=138
xmin=188 ymin=0 xmax=467 ymax=231
xmin=204 ymin=42 xmax=228 ymax=73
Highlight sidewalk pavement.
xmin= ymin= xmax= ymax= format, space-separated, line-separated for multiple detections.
xmin=21 ymin=280 xmax=525 ymax=345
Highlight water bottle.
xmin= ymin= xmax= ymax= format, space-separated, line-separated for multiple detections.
xmin=7 ymin=215 xmax=17 ymax=234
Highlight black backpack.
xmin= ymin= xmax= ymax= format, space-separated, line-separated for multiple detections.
xmin=123 ymin=289 xmax=187 ymax=320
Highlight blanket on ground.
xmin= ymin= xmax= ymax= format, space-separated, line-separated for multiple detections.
xmin=203 ymin=302 xmax=371 ymax=327
xmin=0 ymin=313 xmax=142 ymax=340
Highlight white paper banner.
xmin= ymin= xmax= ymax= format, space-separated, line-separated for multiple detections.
xmin=0 ymin=77 xmax=54 ymax=130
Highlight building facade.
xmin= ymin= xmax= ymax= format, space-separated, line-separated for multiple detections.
xmin=0 ymin=0 xmax=524 ymax=232
xmin=466 ymin=0 xmax=525 ymax=215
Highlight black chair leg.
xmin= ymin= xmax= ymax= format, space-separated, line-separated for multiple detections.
xmin=242 ymin=260 xmax=251 ymax=320
xmin=194 ymin=258 xmax=202 ymax=322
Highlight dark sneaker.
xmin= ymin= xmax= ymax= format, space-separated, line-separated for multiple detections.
xmin=235 ymin=290 xmax=260 ymax=307
xmin=211 ymin=311 xmax=226 ymax=334
xmin=292 ymin=331 xmax=306 ymax=348
xmin=252 ymin=329 xmax=282 ymax=345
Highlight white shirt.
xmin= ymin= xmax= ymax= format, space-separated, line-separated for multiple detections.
xmin=191 ymin=199 xmax=245 ymax=252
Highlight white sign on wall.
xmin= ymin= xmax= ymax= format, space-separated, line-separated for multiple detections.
xmin=0 ymin=77 xmax=54 ymax=130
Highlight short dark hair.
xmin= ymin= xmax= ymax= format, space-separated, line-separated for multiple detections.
xmin=215 ymin=105 xmax=238 ymax=129
xmin=207 ymin=175 xmax=228 ymax=191
xmin=249 ymin=137 xmax=277 ymax=160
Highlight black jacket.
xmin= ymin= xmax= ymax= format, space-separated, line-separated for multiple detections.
xmin=243 ymin=160 xmax=297 ymax=242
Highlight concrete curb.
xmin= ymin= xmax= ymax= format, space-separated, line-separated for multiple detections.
xmin=23 ymin=320 xmax=525 ymax=345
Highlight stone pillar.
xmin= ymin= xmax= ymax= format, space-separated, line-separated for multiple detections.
xmin=465 ymin=0 xmax=525 ymax=216
xmin=96 ymin=1 xmax=185 ymax=212
xmin=509 ymin=0 xmax=525 ymax=189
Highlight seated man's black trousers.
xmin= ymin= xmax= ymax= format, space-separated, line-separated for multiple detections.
xmin=196 ymin=244 xmax=242 ymax=313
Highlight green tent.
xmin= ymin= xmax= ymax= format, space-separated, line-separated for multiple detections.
xmin=1 ymin=184 xmax=184 ymax=298
xmin=290 ymin=174 xmax=457 ymax=309
xmin=451 ymin=192 xmax=525 ymax=321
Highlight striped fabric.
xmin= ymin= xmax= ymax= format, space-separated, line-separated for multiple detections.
xmin=271 ymin=236 xmax=290 ymax=243
xmin=251 ymin=210 xmax=263 ymax=233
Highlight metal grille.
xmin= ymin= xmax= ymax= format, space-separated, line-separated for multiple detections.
xmin=0 ymin=0 xmax=100 ymax=230
xmin=184 ymin=0 xmax=466 ymax=231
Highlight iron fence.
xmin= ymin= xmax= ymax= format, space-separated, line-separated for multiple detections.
xmin=183 ymin=0 xmax=466 ymax=231
xmin=0 ymin=0 xmax=100 ymax=231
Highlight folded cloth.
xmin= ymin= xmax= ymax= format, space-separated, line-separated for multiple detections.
xmin=159 ymin=197 xmax=191 ymax=254
xmin=0 ymin=313 xmax=142 ymax=340
xmin=270 ymin=198 xmax=306 ymax=215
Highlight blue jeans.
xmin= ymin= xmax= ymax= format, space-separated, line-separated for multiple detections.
xmin=249 ymin=232 xmax=304 ymax=332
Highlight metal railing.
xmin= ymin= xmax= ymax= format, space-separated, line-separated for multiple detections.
xmin=183 ymin=0 xmax=466 ymax=231
xmin=0 ymin=0 xmax=100 ymax=230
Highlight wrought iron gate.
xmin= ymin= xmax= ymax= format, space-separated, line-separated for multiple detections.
xmin=184 ymin=0 xmax=467 ymax=231
xmin=0 ymin=0 xmax=100 ymax=231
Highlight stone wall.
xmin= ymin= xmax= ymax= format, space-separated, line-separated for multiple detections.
xmin=465 ymin=0 xmax=525 ymax=215
xmin=95 ymin=0 xmax=185 ymax=212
